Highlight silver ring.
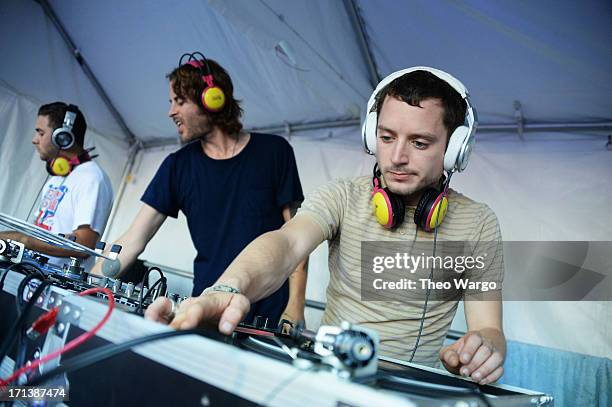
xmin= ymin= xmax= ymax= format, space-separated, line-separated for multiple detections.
xmin=167 ymin=298 xmax=177 ymax=321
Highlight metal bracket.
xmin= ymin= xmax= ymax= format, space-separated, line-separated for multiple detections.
xmin=51 ymin=301 xmax=83 ymax=343
xmin=284 ymin=121 xmax=292 ymax=141
xmin=514 ymin=100 xmax=524 ymax=140
xmin=46 ymin=291 xmax=63 ymax=310
xmin=56 ymin=302 xmax=83 ymax=325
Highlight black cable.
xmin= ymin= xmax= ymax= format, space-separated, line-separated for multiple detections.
xmin=409 ymin=172 xmax=452 ymax=363
xmin=24 ymin=329 xmax=202 ymax=388
xmin=10 ymin=272 xmax=47 ymax=390
xmin=0 ymin=261 xmax=47 ymax=292
xmin=402 ymin=172 xmax=495 ymax=407
xmin=136 ymin=276 xmax=167 ymax=315
xmin=0 ymin=280 xmax=52 ymax=367
xmin=408 ymin=227 xmax=438 ymax=363
xmin=139 ymin=266 xmax=152 ymax=289
xmin=143 ymin=277 xmax=166 ymax=302
xmin=134 ymin=266 xmax=165 ymax=313
xmin=144 ymin=267 xmax=164 ymax=289
xmin=11 ymin=333 xmax=28 ymax=392
xmin=0 ymin=263 xmax=42 ymax=384
xmin=15 ymin=271 xmax=47 ymax=314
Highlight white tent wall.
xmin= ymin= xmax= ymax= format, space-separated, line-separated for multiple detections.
xmin=102 ymin=145 xmax=199 ymax=272
xmin=106 ymin=126 xmax=611 ymax=360
xmin=0 ymin=82 xmax=130 ymax=222
xmin=450 ymin=132 xmax=611 ymax=360
xmin=0 ymin=0 xmax=128 ymax=143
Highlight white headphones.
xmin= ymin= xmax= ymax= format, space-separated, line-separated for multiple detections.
xmin=51 ymin=104 xmax=79 ymax=150
xmin=361 ymin=67 xmax=478 ymax=173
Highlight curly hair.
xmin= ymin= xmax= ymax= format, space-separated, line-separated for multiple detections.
xmin=167 ymin=58 xmax=243 ymax=135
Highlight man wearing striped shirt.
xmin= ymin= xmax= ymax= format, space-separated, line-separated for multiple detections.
xmin=148 ymin=68 xmax=506 ymax=385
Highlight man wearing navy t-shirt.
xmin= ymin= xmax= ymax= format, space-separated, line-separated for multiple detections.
xmin=93 ymin=53 xmax=305 ymax=326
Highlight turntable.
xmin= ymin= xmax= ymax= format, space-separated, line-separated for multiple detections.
xmin=0 ymin=212 xmax=553 ymax=406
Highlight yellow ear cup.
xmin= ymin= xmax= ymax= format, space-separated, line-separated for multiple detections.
xmin=51 ymin=157 xmax=71 ymax=176
xmin=428 ymin=196 xmax=448 ymax=230
xmin=371 ymin=191 xmax=391 ymax=227
xmin=203 ymin=86 xmax=226 ymax=111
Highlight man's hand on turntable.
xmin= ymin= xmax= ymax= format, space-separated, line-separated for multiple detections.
xmin=145 ymin=293 xmax=251 ymax=335
xmin=439 ymin=328 xmax=506 ymax=385
xmin=146 ymin=215 xmax=323 ymax=335
xmin=439 ymin=292 xmax=506 ymax=384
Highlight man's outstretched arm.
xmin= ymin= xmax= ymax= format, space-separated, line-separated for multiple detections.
xmin=90 ymin=204 xmax=166 ymax=277
xmin=0 ymin=226 xmax=99 ymax=259
xmin=280 ymin=205 xmax=308 ymax=324
xmin=146 ymin=214 xmax=325 ymax=334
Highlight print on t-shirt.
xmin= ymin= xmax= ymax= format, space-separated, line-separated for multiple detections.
xmin=35 ymin=184 xmax=68 ymax=231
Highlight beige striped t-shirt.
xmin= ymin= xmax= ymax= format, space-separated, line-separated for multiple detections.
xmin=297 ymin=175 xmax=503 ymax=367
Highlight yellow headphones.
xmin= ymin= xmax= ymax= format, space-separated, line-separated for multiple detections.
xmin=180 ymin=52 xmax=226 ymax=112
xmin=371 ymin=164 xmax=449 ymax=231
xmin=46 ymin=149 xmax=96 ymax=177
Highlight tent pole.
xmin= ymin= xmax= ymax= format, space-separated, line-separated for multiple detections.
xmin=478 ymin=121 xmax=612 ymax=133
xmin=36 ymin=0 xmax=138 ymax=146
xmin=142 ymin=119 xmax=612 ymax=149
xmin=248 ymin=119 xmax=361 ymax=135
xmin=343 ymin=0 xmax=380 ymax=89
xmin=102 ymin=141 xmax=143 ymax=242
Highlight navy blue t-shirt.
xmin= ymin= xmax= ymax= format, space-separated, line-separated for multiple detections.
xmin=141 ymin=133 xmax=304 ymax=324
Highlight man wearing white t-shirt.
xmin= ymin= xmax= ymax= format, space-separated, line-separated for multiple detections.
xmin=0 ymin=102 xmax=113 ymax=271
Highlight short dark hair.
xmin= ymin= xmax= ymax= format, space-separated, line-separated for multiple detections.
xmin=373 ymin=70 xmax=467 ymax=138
xmin=37 ymin=102 xmax=87 ymax=147
xmin=167 ymin=58 xmax=243 ymax=135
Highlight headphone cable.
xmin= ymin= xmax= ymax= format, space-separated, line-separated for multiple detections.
xmin=409 ymin=171 xmax=453 ymax=363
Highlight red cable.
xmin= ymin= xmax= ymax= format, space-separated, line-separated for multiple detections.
xmin=0 ymin=287 xmax=115 ymax=387
xmin=27 ymin=307 xmax=60 ymax=339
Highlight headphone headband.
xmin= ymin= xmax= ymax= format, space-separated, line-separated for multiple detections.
xmin=180 ymin=52 xmax=212 ymax=73
xmin=361 ymin=67 xmax=478 ymax=173
xmin=177 ymin=51 xmax=226 ymax=112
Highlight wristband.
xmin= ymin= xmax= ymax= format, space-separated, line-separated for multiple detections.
xmin=202 ymin=284 xmax=241 ymax=296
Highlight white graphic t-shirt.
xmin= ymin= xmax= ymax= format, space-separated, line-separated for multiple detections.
xmin=34 ymin=161 xmax=113 ymax=271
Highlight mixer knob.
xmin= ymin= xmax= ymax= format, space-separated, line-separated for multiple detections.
xmin=112 ymin=279 xmax=122 ymax=294
xmin=125 ymin=282 xmax=135 ymax=297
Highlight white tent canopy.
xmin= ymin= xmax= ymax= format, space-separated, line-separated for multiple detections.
xmin=1 ymin=0 xmax=610 ymax=367
xmin=2 ymin=0 xmax=610 ymax=146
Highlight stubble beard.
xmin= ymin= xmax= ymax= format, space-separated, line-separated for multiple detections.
xmin=180 ymin=120 xmax=212 ymax=145
xmin=385 ymin=171 xmax=441 ymax=204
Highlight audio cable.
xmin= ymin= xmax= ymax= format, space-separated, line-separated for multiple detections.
xmin=409 ymin=171 xmax=453 ymax=363
xmin=0 ymin=287 xmax=115 ymax=387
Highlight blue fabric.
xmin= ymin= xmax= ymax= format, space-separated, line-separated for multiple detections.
xmin=142 ymin=133 xmax=304 ymax=324
xmin=500 ymin=340 xmax=611 ymax=407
